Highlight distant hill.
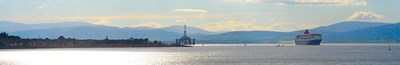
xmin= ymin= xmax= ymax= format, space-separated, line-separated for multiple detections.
xmin=0 ymin=21 xmax=28 ymax=32
xmin=199 ymin=21 xmax=399 ymax=43
xmin=160 ymin=25 xmax=216 ymax=35
xmin=313 ymin=21 xmax=389 ymax=32
xmin=324 ymin=23 xmax=400 ymax=43
xmin=11 ymin=26 xmax=181 ymax=41
xmin=1 ymin=21 xmax=399 ymax=43
xmin=0 ymin=21 xmax=209 ymax=42
xmin=198 ymin=31 xmax=294 ymax=43
xmin=131 ymin=26 xmax=157 ymax=30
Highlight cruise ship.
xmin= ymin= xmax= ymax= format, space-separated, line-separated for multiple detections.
xmin=294 ymin=29 xmax=322 ymax=45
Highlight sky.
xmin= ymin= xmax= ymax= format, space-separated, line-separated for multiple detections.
xmin=0 ymin=0 xmax=399 ymax=32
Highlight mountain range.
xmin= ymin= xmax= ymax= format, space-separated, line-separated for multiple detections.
xmin=313 ymin=21 xmax=389 ymax=32
xmin=296 ymin=21 xmax=396 ymax=43
xmin=0 ymin=21 xmax=398 ymax=43
xmin=199 ymin=21 xmax=398 ymax=43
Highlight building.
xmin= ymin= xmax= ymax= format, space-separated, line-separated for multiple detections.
xmin=175 ymin=25 xmax=195 ymax=45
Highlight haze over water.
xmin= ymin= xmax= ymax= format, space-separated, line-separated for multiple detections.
xmin=1 ymin=44 xmax=399 ymax=65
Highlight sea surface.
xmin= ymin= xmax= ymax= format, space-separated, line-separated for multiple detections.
xmin=0 ymin=43 xmax=400 ymax=65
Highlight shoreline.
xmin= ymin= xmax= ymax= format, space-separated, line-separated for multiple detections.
xmin=0 ymin=44 xmax=191 ymax=49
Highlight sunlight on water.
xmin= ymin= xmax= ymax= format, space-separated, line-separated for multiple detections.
xmin=191 ymin=43 xmax=398 ymax=46
xmin=0 ymin=51 xmax=171 ymax=65
xmin=0 ymin=44 xmax=399 ymax=65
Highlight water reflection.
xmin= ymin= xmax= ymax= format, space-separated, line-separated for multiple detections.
xmin=1 ymin=44 xmax=399 ymax=65
xmin=0 ymin=51 xmax=173 ymax=65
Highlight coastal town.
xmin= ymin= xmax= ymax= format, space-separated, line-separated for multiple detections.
xmin=0 ymin=32 xmax=187 ymax=49
xmin=0 ymin=25 xmax=194 ymax=49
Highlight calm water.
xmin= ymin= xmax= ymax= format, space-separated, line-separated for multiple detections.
xmin=0 ymin=44 xmax=400 ymax=65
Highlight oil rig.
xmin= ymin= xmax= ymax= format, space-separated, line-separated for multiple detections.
xmin=175 ymin=25 xmax=195 ymax=45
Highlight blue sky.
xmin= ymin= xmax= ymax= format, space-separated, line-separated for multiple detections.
xmin=0 ymin=0 xmax=399 ymax=32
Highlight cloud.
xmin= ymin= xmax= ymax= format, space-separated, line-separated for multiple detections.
xmin=264 ymin=23 xmax=316 ymax=32
xmin=93 ymin=19 xmax=111 ymax=25
xmin=173 ymin=8 xmax=208 ymax=21
xmin=225 ymin=0 xmax=264 ymax=3
xmin=6 ymin=12 xmax=280 ymax=24
xmin=173 ymin=8 xmax=208 ymax=13
xmin=52 ymin=15 xmax=199 ymax=22
xmin=197 ymin=21 xmax=264 ymax=32
xmin=37 ymin=4 xmax=48 ymax=9
xmin=197 ymin=20 xmax=316 ymax=32
xmin=293 ymin=0 xmax=367 ymax=6
xmin=175 ymin=19 xmax=188 ymax=22
xmin=225 ymin=0 xmax=367 ymax=6
xmin=57 ymin=15 xmax=172 ymax=20
xmin=347 ymin=11 xmax=384 ymax=20
xmin=136 ymin=22 xmax=165 ymax=28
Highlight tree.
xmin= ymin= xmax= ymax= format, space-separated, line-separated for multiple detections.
xmin=144 ymin=38 xmax=149 ymax=42
xmin=153 ymin=40 xmax=158 ymax=44
xmin=8 ymin=36 xmax=21 ymax=41
xmin=0 ymin=32 xmax=8 ymax=38
xmin=58 ymin=36 xmax=66 ymax=40
xmin=157 ymin=41 xmax=162 ymax=44
xmin=142 ymin=38 xmax=151 ymax=43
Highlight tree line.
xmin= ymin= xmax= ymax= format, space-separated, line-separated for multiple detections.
xmin=0 ymin=32 xmax=166 ymax=48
